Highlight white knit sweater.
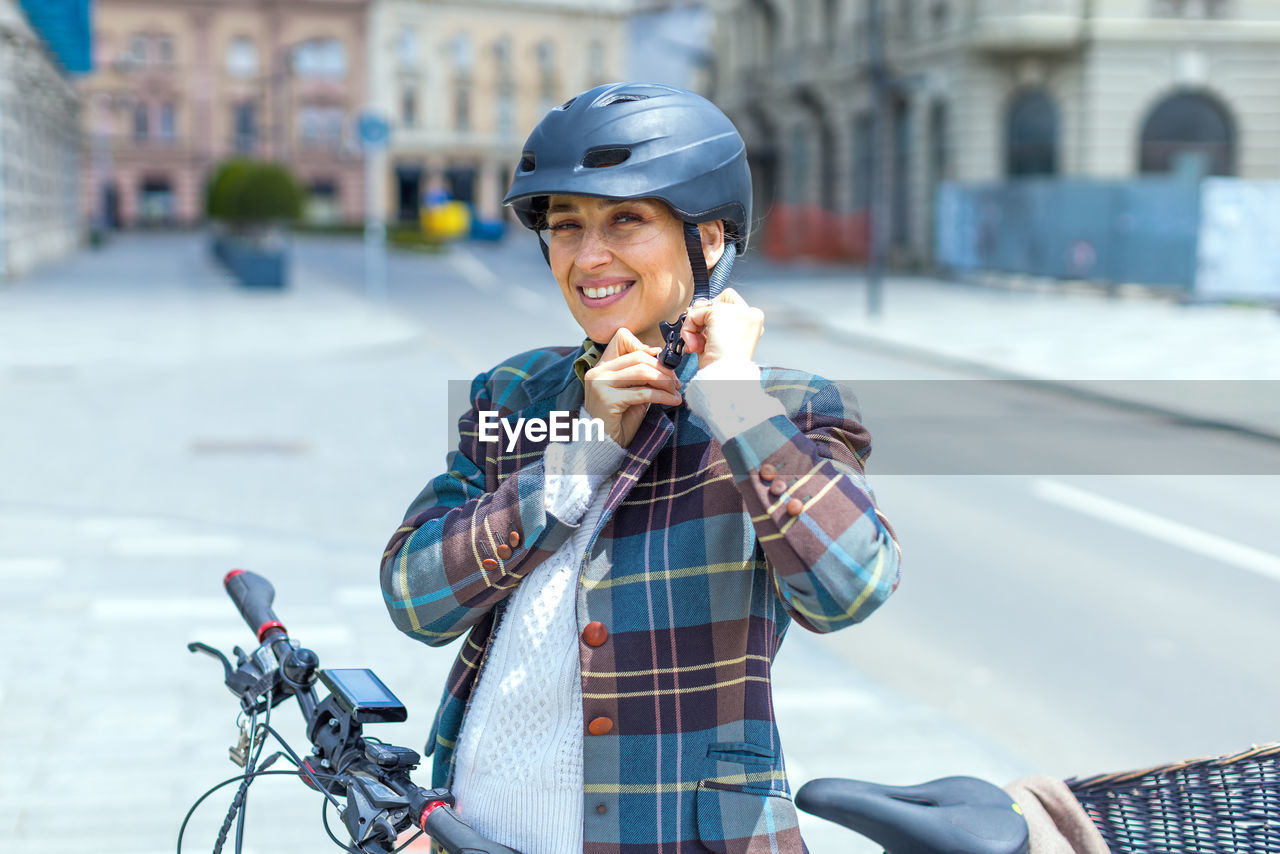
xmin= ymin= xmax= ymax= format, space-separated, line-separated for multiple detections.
xmin=450 ymin=363 xmax=785 ymax=854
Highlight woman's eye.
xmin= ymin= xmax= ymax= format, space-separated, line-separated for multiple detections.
xmin=547 ymin=221 xmax=579 ymax=232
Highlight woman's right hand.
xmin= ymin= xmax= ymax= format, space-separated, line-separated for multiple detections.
xmin=583 ymin=328 xmax=683 ymax=448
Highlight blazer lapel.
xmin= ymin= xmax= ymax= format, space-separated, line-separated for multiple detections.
xmin=602 ymin=403 xmax=674 ymax=519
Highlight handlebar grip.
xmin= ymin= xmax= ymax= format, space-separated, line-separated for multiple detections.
xmin=223 ymin=569 xmax=285 ymax=642
xmin=423 ymin=805 xmax=523 ymax=854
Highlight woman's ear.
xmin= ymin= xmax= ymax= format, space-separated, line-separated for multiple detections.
xmin=698 ymin=219 xmax=726 ymax=269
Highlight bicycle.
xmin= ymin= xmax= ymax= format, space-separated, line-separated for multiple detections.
xmin=185 ymin=570 xmax=1280 ymax=854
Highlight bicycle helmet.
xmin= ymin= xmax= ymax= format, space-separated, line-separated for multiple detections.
xmin=503 ymin=81 xmax=752 ymax=301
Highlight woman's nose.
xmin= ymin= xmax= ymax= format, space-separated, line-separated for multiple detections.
xmin=574 ymin=226 xmax=613 ymax=269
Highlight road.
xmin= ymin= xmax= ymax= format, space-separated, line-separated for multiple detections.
xmin=1 ymin=231 xmax=1277 ymax=853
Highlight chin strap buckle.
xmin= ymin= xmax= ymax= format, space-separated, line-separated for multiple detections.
xmin=658 ymin=313 xmax=687 ymax=369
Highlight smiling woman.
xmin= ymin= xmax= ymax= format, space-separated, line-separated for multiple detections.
xmin=380 ymin=82 xmax=901 ymax=854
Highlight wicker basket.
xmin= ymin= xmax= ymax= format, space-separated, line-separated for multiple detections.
xmin=1066 ymin=743 xmax=1280 ymax=853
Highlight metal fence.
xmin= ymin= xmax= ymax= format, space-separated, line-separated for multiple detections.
xmin=935 ymin=178 xmax=1202 ymax=290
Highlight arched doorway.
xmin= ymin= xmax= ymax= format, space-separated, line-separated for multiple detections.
xmin=1139 ymin=91 xmax=1235 ymax=177
xmin=1005 ymin=90 xmax=1059 ymax=177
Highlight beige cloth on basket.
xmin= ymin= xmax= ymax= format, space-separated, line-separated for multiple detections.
xmin=1004 ymin=775 xmax=1111 ymax=854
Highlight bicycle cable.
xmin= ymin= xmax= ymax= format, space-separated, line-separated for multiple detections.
xmin=214 ymin=690 xmax=272 ymax=854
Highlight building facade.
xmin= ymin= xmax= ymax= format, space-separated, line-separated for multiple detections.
xmin=370 ymin=0 xmax=630 ymax=225
xmin=82 ymin=0 xmax=370 ymax=229
xmin=0 ymin=0 xmax=83 ymax=276
xmin=711 ymin=0 xmax=1280 ymax=264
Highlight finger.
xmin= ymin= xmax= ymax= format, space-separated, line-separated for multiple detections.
xmin=692 ymin=297 xmax=712 ymax=308
xmin=593 ymin=349 xmax=677 ymax=379
xmin=681 ymin=327 xmax=706 ymax=355
xmin=618 ymin=386 xmax=684 ymax=408
xmin=612 ymin=327 xmax=648 ymax=357
xmin=597 ymin=363 xmax=682 ymax=390
xmin=715 ymin=287 xmax=747 ymax=306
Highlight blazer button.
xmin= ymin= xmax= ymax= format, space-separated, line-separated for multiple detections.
xmin=507 ymin=531 xmax=521 ymax=548
xmin=759 ymin=463 xmax=777 ymax=482
xmin=768 ymin=479 xmax=787 ymax=497
xmin=588 ymin=717 xmax=613 ymax=736
xmin=596 ymin=804 xmax=608 ymax=815
xmin=496 ymin=544 xmax=513 ymax=560
xmin=786 ymin=498 xmax=805 ymax=516
xmin=482 ymin=558 xmax=499 ymax=571
xmin=582 ymin=621 xmax=608 ymax=647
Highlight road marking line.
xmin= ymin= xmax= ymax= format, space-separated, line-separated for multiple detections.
xmin=109 ymin=535 xmax=242 ymax=557
xmin=1033 ymin=478 xmax=1280 ymax=582
xmin=334 ymin=585 xmax=384 ymax=606
xmin=91 ymin=597 xmax=241 ymax=621
xmin=448 ymin=247 xmax=498 ymax=293
xmin=449 ymin=247 xmax=545 ymax=309
xmin=0 ymin=558 xmax=61 ymax=577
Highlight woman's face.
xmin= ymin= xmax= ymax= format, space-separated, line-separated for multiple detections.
xmin=544 ymin=195 xmax=724 ymax=347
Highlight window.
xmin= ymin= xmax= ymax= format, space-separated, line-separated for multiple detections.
xmin=139 ymin=176 xmax=175 ymax=222
xmin=496 ymin=87 xmax=514 ymax=138
xmin=455 ymin=86 xmax=470 ymax=132
xmin=452 ymin=33 xmax=474 ymax=74
xmin=158 ymin=103 xmax=175 ymax=140
xmin=133 ymin=102 xmax=149 ymax=140
xmin=494 ymin=36 xmax=512 ymax=77
xmin=306 ymin=179 xmax=340 ymax=224
xmin=233 ymin=102 xmax=256 ymax=153
xmin=299 ymin=105 xmax=344 ymax=144
xmin=127 ymin=34 xmax=148 ymax=65
xmin=1005 ymin=90 xmax=1059 ymax=177
xmin=293 ymin=40 xmax=347 ymax=79
xmin=398 ymin=27 xmax=418 ymax=69
xmin=155 ymin=35 xmax=173 ymax=65
xmin=401 ymin=88 xmax=417 ymax=127
xmin=226 ymin=37 xmax=258 ymax=78
xmin=1139 ymin=91 xmax=1234 ymax=177
xmin=536 ymin=40 xmax=555 ymax=76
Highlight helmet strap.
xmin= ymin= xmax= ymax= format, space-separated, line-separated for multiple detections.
xmin=683 ymin=221 xmax=737 ymax=303
xmin=537 ymin=231 xmax=551 ymax=265
xmin=683 ymin=222 xmax=712 ymax=302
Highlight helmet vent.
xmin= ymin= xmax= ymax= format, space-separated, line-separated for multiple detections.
xmin=581 ymin=147 xmax=631 ymax=169
xmin=556 ymin=97 xmax=577 ymax=111
xmin=518 ymin=153 xmax=536 ymax=172
xmin=597 ymin=93 xmax=650 ymax=107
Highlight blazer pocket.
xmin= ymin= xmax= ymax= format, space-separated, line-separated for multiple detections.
xmin=695 ymin=780 xmax=804 ymax=854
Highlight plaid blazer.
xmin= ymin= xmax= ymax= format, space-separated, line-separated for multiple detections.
xmin=382 ymin=342 xmax=901 ymax=854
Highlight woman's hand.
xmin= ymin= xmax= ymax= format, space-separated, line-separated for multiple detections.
xmin=679 ymin=288 xmax=765 ymax=370
xmin=583 ymin=328 xmax=683 ymax=448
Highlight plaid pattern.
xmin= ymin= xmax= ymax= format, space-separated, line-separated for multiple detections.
xmin=382 ymin=342 xmax=901 ymax=854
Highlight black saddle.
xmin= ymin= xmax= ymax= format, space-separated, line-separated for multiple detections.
xmin=795 ymin=776 xmax=1030 ymax=854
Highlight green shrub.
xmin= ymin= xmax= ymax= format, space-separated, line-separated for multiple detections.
xmin=206 ymin=160 xmax=303 ymax=224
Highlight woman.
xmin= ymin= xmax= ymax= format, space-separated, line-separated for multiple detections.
xmin=381 ymin=82 xmax=901 ymax=854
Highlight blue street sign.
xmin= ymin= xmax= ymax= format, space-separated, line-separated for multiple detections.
xmin=358 ymin=113 xmax=390 ymax=149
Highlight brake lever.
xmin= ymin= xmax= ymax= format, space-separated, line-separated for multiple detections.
xmin=188 ymin=641 xmax=234 ymax=682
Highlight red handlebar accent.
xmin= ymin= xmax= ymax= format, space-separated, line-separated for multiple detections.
xmin=420 ymin=800 xmax=449 ymax=832
xmin=256 ymin=620 xmax=286 ymax=642
xmin=224 ymin=568 xmax=246 ymax=585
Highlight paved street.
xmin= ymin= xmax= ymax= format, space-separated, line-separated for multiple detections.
xmin=2 ymin=231 xmax=1279 ymax=854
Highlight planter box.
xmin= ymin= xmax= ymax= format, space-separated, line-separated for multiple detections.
xmin=210 ymin=231 xmax=289 ymax=289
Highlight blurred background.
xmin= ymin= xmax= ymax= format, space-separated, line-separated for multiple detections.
xmin=2 ymin=1 xmax=1279 ymax=853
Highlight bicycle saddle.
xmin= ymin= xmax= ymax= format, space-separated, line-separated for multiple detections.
xmin=795 ymin=776 xmax=1029 ymax=854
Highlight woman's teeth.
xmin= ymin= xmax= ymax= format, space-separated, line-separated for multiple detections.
xmin=584 ymin=282 xmax=631 ymax=299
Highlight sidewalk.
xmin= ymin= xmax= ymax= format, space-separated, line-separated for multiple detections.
xmin=742 ymin=261 xmax=1280 ymax=441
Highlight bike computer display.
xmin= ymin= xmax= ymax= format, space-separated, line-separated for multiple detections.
xmin=319 ymin=668 xmax=408 ymax=724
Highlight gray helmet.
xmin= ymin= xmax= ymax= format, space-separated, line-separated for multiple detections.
xmin=504 ymin=82 xmax=752 ymax=253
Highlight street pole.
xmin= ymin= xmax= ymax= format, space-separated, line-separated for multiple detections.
xmin=866 ymin=0 xmax=887 ymax=318
xmin=359 ymin=113 xmax=390 ymax=301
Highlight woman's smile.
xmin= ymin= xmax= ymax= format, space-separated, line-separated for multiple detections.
xmin=577 ymin=277 xmax=635 ymax=308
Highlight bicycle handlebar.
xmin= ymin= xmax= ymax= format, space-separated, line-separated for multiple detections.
xmin=422 ymin=803 xmax=523 ymax=854
xmin=223 ymin=569 xmax=285 ymax=642
xmin=191 ymin=569 xmax=526 ymax=854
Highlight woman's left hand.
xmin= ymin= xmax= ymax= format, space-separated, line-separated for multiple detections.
xmin=680 ymin=288 xmax=765 ymax=370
